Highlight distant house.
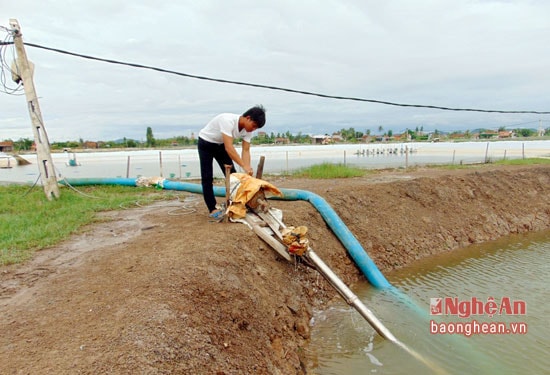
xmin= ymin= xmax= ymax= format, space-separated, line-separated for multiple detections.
xmin=0 ymin=141 xmax=14 ymax=152
xmin=449 ymin=132 xmax=466 ymax=140
xmin=331 ymin=134 xmax=344 ymax=143
xmin=392 ymin=133 xmax=406 ymax=141
xmin=361 ymin=135 xmax=374 ymax=143
xmin=479 ymin=130 xmax=498 ymax=139
xmin=274 ymin=137 xmax=290 ymax=144
xmin=498 ymin=131 xmax=513 ymax=138
xmin=83 ymin=141 xmax=98 ymax=149
xmin=312 ymin=135 xmax=331 ymax=145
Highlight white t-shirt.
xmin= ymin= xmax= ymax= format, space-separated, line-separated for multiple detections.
xmin=198 ymin=113 xmax=253 ymax=144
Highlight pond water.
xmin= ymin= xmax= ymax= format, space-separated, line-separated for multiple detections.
xmin=1 ymin=140 xmax=548 ymax=184
xmin=307 ymin=230 xmax=550 ymax=375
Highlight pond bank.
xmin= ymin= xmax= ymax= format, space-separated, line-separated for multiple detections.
xmin=0 ymin=164 xmax=548 ymax=374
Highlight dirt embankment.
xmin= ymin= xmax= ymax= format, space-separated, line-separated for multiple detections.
xmin=0 ymin=165 xmax=549 ymax=374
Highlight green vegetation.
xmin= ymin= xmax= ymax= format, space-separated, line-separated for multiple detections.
xmin=146 ymin=126 xmax=156 ymax=147
xmin=5 ymin=124 xmax=548 ymax=152
xmin=292 ymin=162 xmax=366 ymax=179
xmin=291 ymin=158 xmax=550 ymax=179
xmin=0 ymin=184 xmax=168 ymax=265
xmin=422 ymin=157 xmax=550 ymax=171
xmin=1 ymin=158 xmax=547 ymax=265
xmin=494 ymin=157 xmax=550 ymax=166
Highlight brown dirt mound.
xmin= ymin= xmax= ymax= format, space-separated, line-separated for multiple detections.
xmin=1 ymin=164 xmax=549 ymax=374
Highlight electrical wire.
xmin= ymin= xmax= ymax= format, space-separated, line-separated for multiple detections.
xmin=0 ymin=30 xmax=23 ymax=95
xmin=19 ymin=41 xmax=550 ymax=116
xmin=21 ymin=172 xmax=41 ymax=197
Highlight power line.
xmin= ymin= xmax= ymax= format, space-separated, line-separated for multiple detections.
xmin=0 ymin=36 xmax=23 ymax=95
xmin=6 ymin=41 xmax=550 ymax=115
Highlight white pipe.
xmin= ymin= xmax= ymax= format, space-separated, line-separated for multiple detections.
xmin=304 ymin=247 xmax=449 ymax=374
xmin=304 ymin=248 xmax=397 ymax=342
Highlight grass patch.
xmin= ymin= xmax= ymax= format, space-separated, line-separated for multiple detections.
xmin=0 ymin=184 xmax=170 ymax=265
xmin=424 ymin=163 xmax=475 ymax=170
xmin=419 ymin=157 xmax=550 ymax=170
xmin=493 ymin=157 xmax=550 ymax=165
xmin=292 ymin=162 xmax=366 ymax=179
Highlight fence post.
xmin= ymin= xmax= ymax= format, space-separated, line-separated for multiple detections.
xmin=286 ymin=151 xmax=289 ymax=174
xmin=158 ymin=151 xmax=164 ymax=177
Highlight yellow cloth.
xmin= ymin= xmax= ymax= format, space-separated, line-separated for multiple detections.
xmin=227 ymin=173 xmax=283 ymax=219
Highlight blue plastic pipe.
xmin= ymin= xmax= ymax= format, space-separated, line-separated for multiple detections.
xmin=274 ymin=188 xmax=391 ymax=289
xmin=63 ymin=178 xmax=391 ymax=289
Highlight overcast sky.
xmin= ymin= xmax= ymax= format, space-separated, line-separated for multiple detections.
xmin=2 ymin=0 xmax=549 ymax=142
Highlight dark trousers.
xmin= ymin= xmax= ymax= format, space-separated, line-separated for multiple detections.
xmin=198 ymin=137 xmax=236 ymax=212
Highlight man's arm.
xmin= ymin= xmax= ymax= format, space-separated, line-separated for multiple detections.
xmin=241 ymin=140 xmax=252 ymax=171
xmin=223 ymin=134 xmax=253 ymax=175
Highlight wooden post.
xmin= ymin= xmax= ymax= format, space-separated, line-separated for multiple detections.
xmin=224 ymin=164 xmax=232 ymax=223
xmin=10 ymin=19 xmax=59 ymax=200
xmin=158 ymin=151 xmax=163 ymax=177
xmin=285 ymin=151 xmax=289 ymax=175
xmin=256 ymin=155 xmax=265 ymax=179
xmin=126 ymin=156 xmax=131 ymax=178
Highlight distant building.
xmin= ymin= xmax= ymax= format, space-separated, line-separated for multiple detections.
xmin=361 ymin=135 xmax=374 ymax=143
xmin=498 ymin=130 xmax=513 ymax=138
xmin=392 ymin=133 xmax=406 ymax=141
xmin=274 ymin=137 xmax=290 ymax=144
xmin=479 ymin=130 xmax=498 ymax=139
xmin=312 ymin=135 xmax=331 ymax=145
xmin=0 ymin=141 xmax=14 ymax=152
xmin=83 ymin=141 xmax=98 ymax=149
xmin=449 ymin=132 xmax=466 ymax=140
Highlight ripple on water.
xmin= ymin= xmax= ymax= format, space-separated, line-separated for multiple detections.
xmin=309 ymin=232 xmax=550 ymax=375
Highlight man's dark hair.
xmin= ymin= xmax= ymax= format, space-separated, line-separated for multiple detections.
xmin=243 ymin=105 xmax=266 ymax=128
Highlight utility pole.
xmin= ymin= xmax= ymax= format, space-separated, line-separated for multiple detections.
xmin=10 ymin=19 xmax=60 ymax=200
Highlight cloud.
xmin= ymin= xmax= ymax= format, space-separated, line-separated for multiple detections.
xmin=1 ymin=0 xmax=549 ymax=142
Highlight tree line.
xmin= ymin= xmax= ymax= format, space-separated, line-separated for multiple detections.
xmin=4 ymin=125 xmax=549 ymax=152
